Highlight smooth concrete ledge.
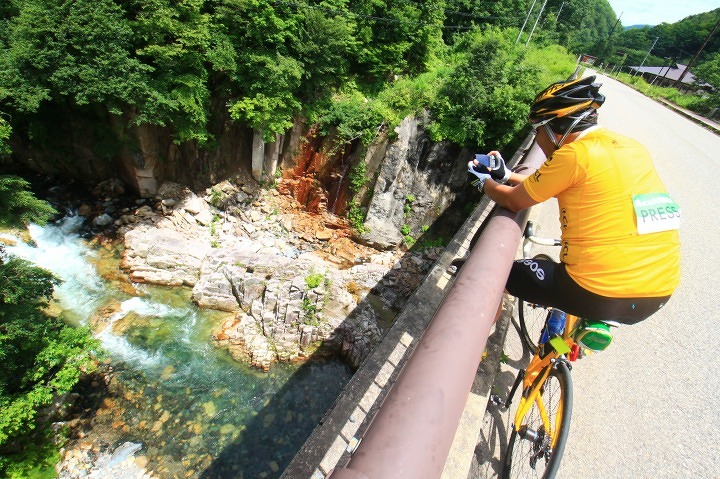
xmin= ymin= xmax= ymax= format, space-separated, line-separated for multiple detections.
xmin=282 ymin=134 xmax=536 ymax=479
xmin=440 ymin=302 xmax=513 ymax=479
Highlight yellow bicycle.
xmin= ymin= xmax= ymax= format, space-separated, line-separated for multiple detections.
xmin=502 ymin=310 xmax=578 ymax=478
xmin=501 ymin=225 xmax=617 ymax=478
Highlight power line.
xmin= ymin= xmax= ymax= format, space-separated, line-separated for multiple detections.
xmin=633 ymin=36 xmax=659 ymax=76
xmin=516 ymin=0 xmax=538 ymax=43
xmin=525 ymin=0 xmax=547 ymax=46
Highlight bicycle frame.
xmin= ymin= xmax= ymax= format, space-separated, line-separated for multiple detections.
xmin=512 ymin=314 xmax=581 ymax=446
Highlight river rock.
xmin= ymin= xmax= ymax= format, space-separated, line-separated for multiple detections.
xmin=121 ymin=226 xmax=211 ymax=286
xmin=78 ymin=204 xmax=93 ymax=216
xmin=93 ymin=213 xmax=114 ymax=227
xmin=179 ymin=193 xmax=207 ymax=215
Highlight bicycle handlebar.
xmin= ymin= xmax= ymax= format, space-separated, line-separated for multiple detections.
xmin=525 ymin=235 xmax=562 ymax=247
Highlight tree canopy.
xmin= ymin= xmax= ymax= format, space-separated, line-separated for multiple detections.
xmin=608 ymin=8 xmax=720 ymax=72
xmin=0 ymin=178 xmax=99 ymax=476
xmin=0 ymin=0 xmax=622 ymax=150
xmin=0 ymin=175 xmax=57 ymax=226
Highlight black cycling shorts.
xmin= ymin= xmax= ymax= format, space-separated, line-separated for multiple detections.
xmin=506 ymin=258 xmax=671 ymax=325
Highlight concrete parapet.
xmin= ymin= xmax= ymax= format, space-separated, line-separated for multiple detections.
xmin=282 ymin=133 xmax=537 ymax=479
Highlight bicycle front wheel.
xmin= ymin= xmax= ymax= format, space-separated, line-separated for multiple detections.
xmin=503 ymin=361 xmax=573 ymax=479
xmin=519 ymin=300 xmax=550 ymax=353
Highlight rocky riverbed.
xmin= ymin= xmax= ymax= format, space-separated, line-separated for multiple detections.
xmin=48 ymin=172 xmax=443 ymax=478
xmin=112 ymin=174 xmax=439 ymax=370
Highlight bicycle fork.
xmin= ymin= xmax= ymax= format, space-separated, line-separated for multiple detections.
xmin=498 ymin=360 xmax=570 ymax=445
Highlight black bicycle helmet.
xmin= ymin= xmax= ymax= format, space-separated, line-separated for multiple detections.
xmin=529 ymin=75 xmax=605 ymax=128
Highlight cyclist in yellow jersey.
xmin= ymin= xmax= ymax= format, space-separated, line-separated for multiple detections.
xmin=468 ymin=75 xmax=680 ymax=324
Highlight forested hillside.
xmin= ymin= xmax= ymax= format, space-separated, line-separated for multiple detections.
xmin=0 ymin=0 xmax=620 ymax=194
xmin=604 ymin=8 xmax=720 ymax=76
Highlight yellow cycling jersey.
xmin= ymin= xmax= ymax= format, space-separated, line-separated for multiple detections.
xmin=523 ymin=127 xmax=680 ymax=298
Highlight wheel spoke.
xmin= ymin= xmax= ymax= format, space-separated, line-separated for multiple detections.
xmin=520 ymin=300 xmax=550 ymax=352
xmin=503 ymin=363 xmax=573 ymax=479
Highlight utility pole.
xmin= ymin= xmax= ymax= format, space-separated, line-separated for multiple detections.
xmin=616 ymin=52 xmax=629 ymax=78
xmin=525 ymin=0 xmax=548 ymax=46
xmin=516 ymin=0 xmax=538 ymax=44
xmin=673 ymin=14 xmax=720 ymax=88
xmin=608 ymin=12 xmax=623 ymax=39
xmin=633 ymin=36 xmax=659 ymax=77
xmin=652 ymin=57 xmax=675 ymax=86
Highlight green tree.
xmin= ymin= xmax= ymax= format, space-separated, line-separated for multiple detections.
xmin=228 ymin=53 xmax=303 ymax=140
xmin=429 ymin=27 xmax=560 ymax=148
xmin=0 ymin=176 xmax=56 ymax=226
xmin=0 ymin=253 xmax=99 ymax=475
xmin=0 ymin=115 xmax=10 ymax=155
xmin=0 ymin=0 xmax=149 ymax=113
xmin=215 ymin=0 xmax=304 ymax=139
xmin=0 ymin=182 xmax=100 ymax=476
xmin=128 ymin=0 xmax=222 ymax=143
xmin=293 ymin=8 xmax=358 ymax=102
xmin=351 ymin=0 xmax=440 ymax=83
xmin=693 ymin=53 xmax=720 ymax=109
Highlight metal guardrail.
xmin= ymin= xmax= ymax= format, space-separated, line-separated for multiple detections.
xmin=329 ymin=142 xmax=547 ymax=479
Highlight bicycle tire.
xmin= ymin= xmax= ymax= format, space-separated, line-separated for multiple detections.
xmin=502 ymin=361 xmax=573 ymax=479
xmin=519 ymin=300 xmax=550 ymax=353
xmin=517 ymin=254 xmax=553 ymax=353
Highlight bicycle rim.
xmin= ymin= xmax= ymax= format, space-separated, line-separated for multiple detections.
xmin=519 ymin=300 xmax=550 ymax=353
xmin=503 ymin=362 xmax=573 ymax=479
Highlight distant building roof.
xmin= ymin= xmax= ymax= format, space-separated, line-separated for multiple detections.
xmin=629 ymin=63 xmax=711 ymax=88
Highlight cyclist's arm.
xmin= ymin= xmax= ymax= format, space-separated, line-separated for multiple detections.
xmin=507 ymin=172 xmax=529 ymax=185
xmin=482 ymin=179 xmax=538 ymax=212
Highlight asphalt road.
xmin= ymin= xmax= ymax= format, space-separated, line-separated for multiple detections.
xmin=477 ymin=71 xmax=720 ymax=478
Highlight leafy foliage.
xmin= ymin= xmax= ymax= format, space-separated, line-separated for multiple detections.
xmin=0 ymin=182 xmax=100 ymax=476
xmin=228 ymin=53 xmax=303 ymax=141
xmin=0 ymin=115 xmax=11 ymax=155
xmin=0 ymin=0 xmax=626 ymax=155
xmin=348 ymin=161 xmax=368 ymax=194
xmin=0 ymin=0 xmax=150 ymax=113
xmin=318 ymin=91 xmax=386 ymax=145
xmin=429 ymin=27 xmax=575 ymax=148
xmin=347 ymin=200 xmax=366 ymax=233
xmin=693 ymin=53 xmax=720 ymax=110
xmin=304 ymin=271 xmax=326 ymax=289
xmin=0 ymin=252 xmax=100 ymax=471
xmin=1 ymin=425 xmax=63 ymax=479
xmin=0 ymin=176 xmax=57 ymax=227
xmin=128 ymin=0 xmax=217 ymax=143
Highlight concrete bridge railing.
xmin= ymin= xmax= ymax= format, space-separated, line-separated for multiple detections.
xmin=282 ymin=136 xmax=545 ymax=479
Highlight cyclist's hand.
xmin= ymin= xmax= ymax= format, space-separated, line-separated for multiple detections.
xmin=468 ymin=161 xmax=491 ymax=192
xmin=471 ymin=154 xmax=492 ymax=175
xmin=486 ymin=151 xmax=512 ymax=184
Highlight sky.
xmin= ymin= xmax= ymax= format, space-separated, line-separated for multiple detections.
xmin=606 ymin=0 xmax=719 ymax=26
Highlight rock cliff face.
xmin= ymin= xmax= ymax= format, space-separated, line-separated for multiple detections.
xmin=9 ymin=109 xmax=478 ymax=370
xmin=7 ymin=110 xmax=475 ymax=251
xmin=358 ymin=114 xmax=471 ymax=249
